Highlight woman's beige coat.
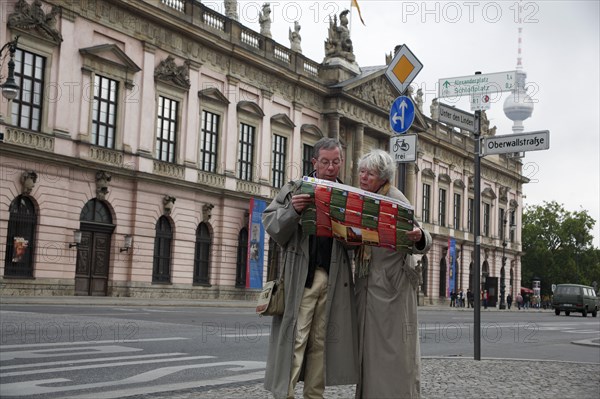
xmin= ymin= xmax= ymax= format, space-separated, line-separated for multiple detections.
xmin=262 ymin=181 xmax=359 ymax=399
xmin=355 ymin=186 xmax=432 ymax=399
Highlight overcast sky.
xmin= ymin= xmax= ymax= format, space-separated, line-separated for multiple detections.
xmin=219 ymin=0 xmax=600 ymax=247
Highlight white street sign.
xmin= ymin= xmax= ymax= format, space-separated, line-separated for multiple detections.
xmin=481 ymin=130 xmax=550 ymax=156
xmin=438 ymin=103 xmax=476 ymax=132
xmin=470 ymin=93 xmax=491 ymax=111
xmin=439 ymin=71 xmax=516 ymax=98
xmin=390 ymin=133 xmax=417 ymax=163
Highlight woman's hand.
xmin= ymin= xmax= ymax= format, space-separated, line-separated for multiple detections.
xmin=405 ymin=228 xmax=422 ymax=243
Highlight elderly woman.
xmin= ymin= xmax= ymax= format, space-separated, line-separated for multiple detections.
xmin=355 ymin=149 xmax=432 ymax=399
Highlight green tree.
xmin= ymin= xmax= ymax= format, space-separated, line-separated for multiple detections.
xmin=521 ymin=201 xmax=599 ymax=295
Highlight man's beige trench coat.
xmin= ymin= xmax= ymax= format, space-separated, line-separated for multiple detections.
xmin=262 ymin=180 xmax=358 ymax=399
xmin=355 ymin=186 xmax=432 ymax=399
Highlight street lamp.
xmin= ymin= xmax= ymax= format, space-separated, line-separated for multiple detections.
xmin=1 ymin=36 xmax=20 ymax=101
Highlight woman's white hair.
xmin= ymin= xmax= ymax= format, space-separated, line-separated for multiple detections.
xmin=358 ymin=149 xmax=395 ymax=182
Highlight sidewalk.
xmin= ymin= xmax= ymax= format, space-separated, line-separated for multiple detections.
xmin=2 ymin=296 xmax=599 ymax=398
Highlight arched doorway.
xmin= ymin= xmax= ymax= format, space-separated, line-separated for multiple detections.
xmin=75 ymin=199 xmax=115 ymax=296
xmin=4 ymin=195 xmax=37 ymax=277
xmin=439 ymin=257 xmax=447 ymax=298
xmin=193 ymin=222 xmax=211 ymax=285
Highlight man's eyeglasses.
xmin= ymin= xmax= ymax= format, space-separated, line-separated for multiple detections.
xmin=316 ymin=158 xmax=341 ymax=167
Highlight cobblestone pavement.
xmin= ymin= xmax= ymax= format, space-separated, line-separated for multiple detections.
xmin=132 ymin=357 xmax=600 ymax=399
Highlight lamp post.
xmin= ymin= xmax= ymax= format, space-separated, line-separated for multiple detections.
xmin=1 ymin=36 xmax=20 ymax=101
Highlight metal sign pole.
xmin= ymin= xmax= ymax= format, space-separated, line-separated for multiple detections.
xmin=473 ymin=71 xmax=482 ymax=361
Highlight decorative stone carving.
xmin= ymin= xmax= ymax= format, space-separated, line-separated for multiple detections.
xmin=430 ymin=98 xmax=439 ymax=119
xmin=163 ymin=195 xmax=176 ymax=216
xmin=324 ymin=10 xmax=355 ymax=63
xmin=95 ymin=171 xmax=111 ymax=200
xmin=155 ymin=56 xmax=191 ymax=89
xmin=415 ymin=89 xmax=424 ymax=112
xmin=8 ymin=0 xmax=63 ymax=44
xmin=21 ymin=171 xmax=38 ymax=195
xmin=289 ymin=21 xmax=302 ymax=53
xmin=482 ymin=187 xmax=497 ymax=200
xmin=499 ymin=186 xmax=509 ymax=203
xmin=202 ymin=203 xmax=214 ymax=222
xmin=224 ymin=0 xmax=238 ymax=20
xmin=259 ymin=3 xmax=272 ymax=38
xmin=350 ymin=78 xmax=395 ymax=110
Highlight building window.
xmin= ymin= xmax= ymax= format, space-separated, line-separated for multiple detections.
xmin=422 ymin=183 xmax=431 ymax=223
xmin=235 ymin=227 xmax=248 ymax=287
xmin=272 ymin=134 xmax=287 ymax=188
xmin=453 ymin=193 xmax=461 ymax=230
xmin=4 ymin=195 xmax=37 ymax=277
xmin=499 ymin=208 xmax=506 ymax=240
xmin=438 ymin=188 xmax=447 ymax=227
xmin=156 ymin=96 xmax=178 ymax=163
xmin=303 ymin=144 xmax=314 ymax=176
xmin=91 ymin=75 xmax=118 ymax=148
xmin=509 ymin=210 xmax=516 ymax=242
xmin=193 ymin=223 xmax=211 ymax=285
xmin=483 ymin=203 xmax=491 ymax=237
xmin=152 ymin=216 xmax=172 ymax=283
xmin=12 ymin=49 xmax=45 ymax=131
xmin=238 ymin=123 xmax=255 ymax=181
xmin=200 ymin=110 xmax=219 ymax=173
xmin=468 ymin=198 xmax=474 ymax=233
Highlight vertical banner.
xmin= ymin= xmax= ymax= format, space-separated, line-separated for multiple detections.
xmin=448 ymin=237 xmax=456 ymax=296
xmin=247 ymin=198 xmax=267 ymax=289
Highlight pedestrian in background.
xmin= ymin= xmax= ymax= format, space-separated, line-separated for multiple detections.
xmin=262 ymin=138 xmax=358 ymax=399
xmin=507 ymin=293 xmax=513 ymax=309
xmin=354 ymin=150 xmax=432 ymax=399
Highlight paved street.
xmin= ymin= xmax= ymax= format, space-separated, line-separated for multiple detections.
xmin=1 ymin=296 xmax=598 ymax=398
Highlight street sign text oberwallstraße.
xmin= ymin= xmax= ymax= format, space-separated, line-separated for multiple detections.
xmin=439 ymin=71 xmax=516 ymax=98
xmin=384 ymin=44 xmax=423 ymax=95
xmin=480 ymin=130 xmax=550 ymax=156
xmin=438 ymin=103 xmax=476 ymax=133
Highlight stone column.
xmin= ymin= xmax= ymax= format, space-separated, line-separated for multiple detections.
xmin=351 ymin=124 xmax=364 ymax=186
xmin=405 ymin=162 xmax=417 ymax=204
xmin=327 ymin=113 xmax=340 ymax=140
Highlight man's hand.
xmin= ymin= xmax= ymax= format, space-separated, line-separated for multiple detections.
xmin=291 ymin=193 xmax=313 ymax=213
xmin=405 ymin=228 xmax=423 ymax=243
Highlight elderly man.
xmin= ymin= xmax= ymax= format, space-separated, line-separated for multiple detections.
xmin=263 ymin=137 xmax=358 ymax=399
xmin=354 ymin=149 xmax=432 ymax=399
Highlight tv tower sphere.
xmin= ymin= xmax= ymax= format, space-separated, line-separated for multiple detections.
xmin=503 ymin=71 xmax=534 ymax=133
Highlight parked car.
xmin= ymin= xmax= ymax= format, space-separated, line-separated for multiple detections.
xmin=552 ymin=284 xmax=599 ymax=317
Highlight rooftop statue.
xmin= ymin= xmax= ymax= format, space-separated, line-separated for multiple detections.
xmin=324 ymin=10 xmax=355 ymax=63
xmin=289 ymin=21 xmax=302 ymax=53
xmin=224 ymin=0 xmax=238 ymax=21
xmin=259 ymin=3 xmax=272 ymax=38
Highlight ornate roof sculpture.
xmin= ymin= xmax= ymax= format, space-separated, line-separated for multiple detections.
xmin=8 ymin=0 xmax=63 ymax=44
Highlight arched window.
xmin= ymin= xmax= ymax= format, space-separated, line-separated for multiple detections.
xmin=194 ymin=222 xmax=211 ymax=285
xmin=267 ymin=237 xmax=281 ymax=281
xmin=439 ymin=257 xmax=447 ymax=297
xmin=4 ymin=196 xmax=37 ymax=277
xmin=421 ymin=255 xmax=428 ymax=297
xmin=235 ymin=227 xmax=248 ymax=287
xmin=152 ymin=216 xmax=172 ymax=283
xmin=80 ymin=198 xmax=112 ymax=223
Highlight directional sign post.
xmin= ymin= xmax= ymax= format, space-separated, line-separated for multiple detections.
xmin=438 ymin=103 xmax=476 ymax=133
xmin=384 ymin=44 xmax=423 ymax=95
xmin=438 ymin=71 xmax=516 ymax=99
xmin=389 ymin=96 xmax=415 ymax=134
xmin=390 ymin=133 xmax=417 ymax=163
xmin=481 ymin=130 xmax=550 ymax=156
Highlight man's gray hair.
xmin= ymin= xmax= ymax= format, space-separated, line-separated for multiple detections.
xmin=358 ymin=149 xmax=395 ymax=182
xmin=312 ymin=137 xmax=343 ymax=159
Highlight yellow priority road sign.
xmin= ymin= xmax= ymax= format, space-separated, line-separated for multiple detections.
xmin=384 ymin=44 xmax=423 ymax=95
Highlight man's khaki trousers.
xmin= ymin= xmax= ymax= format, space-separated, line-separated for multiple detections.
xmin=288 ymin=267 xmax=328 ymax=399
